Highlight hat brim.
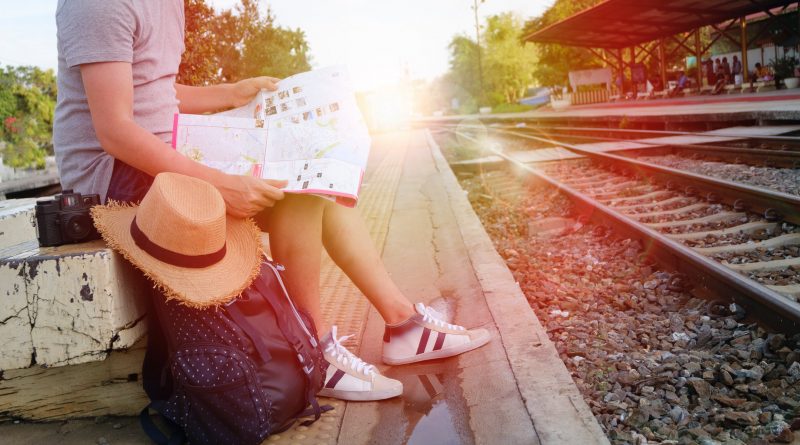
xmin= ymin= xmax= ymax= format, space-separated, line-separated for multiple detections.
xmin=91 ymin=202 xmax=262 ymax=308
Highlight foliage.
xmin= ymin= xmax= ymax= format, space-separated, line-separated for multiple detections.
xmin=178 ymin=0 xmax=311 ymax=86
xmin=0 ymin=66 xmax=57 ymax=168
xmin=447 ymin=35 xmax=481 ymax=111
xmin=483 ymin=14 xmax=538 ymax=105
xmin=770 ymin=55 xmax=798 ymax=80
xmin=521 ymin=0 xmax=603 ymax=87
xmin=491 ymin=103 xmax=534 ymax=114
xmin=445 ymin=13 xmax=537 ymax=112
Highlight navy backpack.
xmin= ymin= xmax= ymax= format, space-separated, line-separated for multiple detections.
xmin=140 ymin=260 xmax=328 ymax=445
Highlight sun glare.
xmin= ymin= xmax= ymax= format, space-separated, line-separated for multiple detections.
xmin=361 ymin=86 xmax=413 ymax=132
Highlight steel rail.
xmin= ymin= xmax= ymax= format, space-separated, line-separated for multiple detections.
xmin=505 ymin=126 xmax=800 ymax=168
xmin=491 ymin=128 xmax=800 ymax=226
xmin=508 ymin=126 xmax=800 ymax=155
xmin=489 ymin=123 xmax=800 ymax=143
xmin=452 ymin=129 xmax=800 ymax=333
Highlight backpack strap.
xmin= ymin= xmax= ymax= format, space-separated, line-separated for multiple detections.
xmin=226 ymin=299 xmax=273 ymax=364
xmin=140 ymin=401 xmax=185 ymax=445
xmin=141 ymin=288 xmax=183 ymax=445
xmin=251 ymin=267 xmax=325 ymax=424
xmin=142 ymin=288 xmax=173 ymax=402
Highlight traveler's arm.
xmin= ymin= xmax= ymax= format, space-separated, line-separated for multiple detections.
xmin=81 ymin=61 xmax=285 ymax=217
xmin=174 ymin=76 xmax=280 ymax=114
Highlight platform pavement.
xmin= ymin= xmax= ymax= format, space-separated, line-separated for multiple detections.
xmin=0 ymin=129 xmax=608 ymax=444
xmin=422 ymin=89 xmax=800 ymax=122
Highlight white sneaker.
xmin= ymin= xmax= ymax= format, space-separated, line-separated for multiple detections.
xmin=382 ymin=303 xmax=491 ymax=365
xmin=318 ymin=326 xmax=403 ymax=401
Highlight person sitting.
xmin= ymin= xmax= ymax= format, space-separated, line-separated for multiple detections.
xmin=748 ymin=63 xmax=773 ymax=92
xmin=711 ymin=70 xmax=727 ymax=95
xmin=55 ymin=0 xmax=491 ymax=404
xmin=668 ymin=70 xmax=688 ymax=97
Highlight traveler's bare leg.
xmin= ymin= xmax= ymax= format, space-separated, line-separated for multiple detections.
xmin=260 ymin=194 xmax=328 ymax=334
xmin=320 ymin=200 xmax=415 ymax=325
xmin=259 ymin=195 xmax=414 ymax=337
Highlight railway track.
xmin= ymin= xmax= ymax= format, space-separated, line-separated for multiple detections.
xmin=445 ymin=125 xmax=800 ymax=333
xmin=500 ymin=124 xmax=800 ymax=170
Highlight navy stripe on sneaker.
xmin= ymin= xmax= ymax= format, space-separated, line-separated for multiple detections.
xmin=325 ymin=369 xmax=346 ymax=389
xmin=433 ymin=331 xmax=446 ymax=351
xmin=416 ymin=327 xmax=432 ymax=355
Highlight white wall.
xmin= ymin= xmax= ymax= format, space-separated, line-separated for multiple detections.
xmin=708 ymin=45 xmax=799 ymax=73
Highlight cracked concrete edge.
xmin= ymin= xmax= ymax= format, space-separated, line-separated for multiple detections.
xmin=0 ymin=242 xmax=148 ymax=371
xmin=424 ymin=130 xmax=611 ymax=445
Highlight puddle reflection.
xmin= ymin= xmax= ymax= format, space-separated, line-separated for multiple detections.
xmin=381 ymin=370 xmax=469 ymax=445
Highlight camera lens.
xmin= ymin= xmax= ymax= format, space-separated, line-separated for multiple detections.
xmin=63 ymin=213 xmax=92 ymax=240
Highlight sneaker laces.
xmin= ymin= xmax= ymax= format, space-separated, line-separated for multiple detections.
xmin=415 ymin=303 xmax=465 ymax=331
xmin=325 ymin=326 xmax=376 ymax=376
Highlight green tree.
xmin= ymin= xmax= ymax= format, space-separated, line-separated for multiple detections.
xmin=178 ymin=0 xmax=220 ymax=86
xmin=447 ymin=35 xmax=481 ymax=113
xmin=0 ymin=66 xmax=57 ymax=169
xmin=178 ymin=0 xmax=311 ymax=86
xmin=484 ymin=13 xmax=537 ymax=104
xmin=522 ymin=0 xmax=603 ymax=87
xmin=445 ymin=13 xmax=536 ymax=112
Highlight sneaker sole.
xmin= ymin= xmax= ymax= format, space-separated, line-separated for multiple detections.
xmin=318 ymin=386 xmax=402 ymax=401
xmin=382 ymin=330 xmax=491 ymax=366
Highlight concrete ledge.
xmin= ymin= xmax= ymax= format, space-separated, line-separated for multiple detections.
xmin=426 ymin=130 xmax=610 ymax=444
xmin=0 ymin=199 xmax=36 ymax=251
xmin=1 ymin=239 xmax=148 ymax=371
xmin=0 ymin=339 xmax=147 ymax=421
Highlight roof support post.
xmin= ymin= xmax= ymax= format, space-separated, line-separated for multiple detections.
xmin=618 ymin=48 xmax=625 ymax=95
xmin=694 ymin=28 xmax=703 ymax=88
xmin=659 ymin=38 xmax=667 ymax=89
xmin=629 ymin=46 xmax=636 ymax=93
xmin=741 ymin=17 xmax=749 ymax=83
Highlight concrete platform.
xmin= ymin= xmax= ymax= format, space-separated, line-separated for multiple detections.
xmin=424 ymin=90 xmax=800 ymax=128
xmin=0 ymin=129 xmax=608 ymax=444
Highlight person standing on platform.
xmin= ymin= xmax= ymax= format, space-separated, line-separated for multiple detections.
xmin=721 ymin=57 xmax=732 ymax=84
xmin=732 ymin=55 xmax=743 ymax=84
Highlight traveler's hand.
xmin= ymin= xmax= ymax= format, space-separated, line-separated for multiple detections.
xmin=218 ymin=175 xmax=288 ymax=218
xmin=230 ymin=76 xmax=281 ymax=108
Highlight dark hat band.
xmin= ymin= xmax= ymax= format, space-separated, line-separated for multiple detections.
xmin=130 ymin=217 xmax=226 ymax=268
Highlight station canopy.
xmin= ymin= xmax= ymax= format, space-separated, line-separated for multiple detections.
xmin=524 ymin=0 xmax=796 ymax=49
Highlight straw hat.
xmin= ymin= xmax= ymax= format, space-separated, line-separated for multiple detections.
xmin=91 ymin=172 xmax=262 ymax=308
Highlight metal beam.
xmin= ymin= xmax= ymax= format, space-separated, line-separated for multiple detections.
xmin=667 ymin=32 xmax=695 ymax=58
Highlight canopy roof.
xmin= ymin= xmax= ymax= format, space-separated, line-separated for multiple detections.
xmin=524 ymin=0 xmax=795 ymax=49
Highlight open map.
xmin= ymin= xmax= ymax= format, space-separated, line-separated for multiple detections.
xmin=171 ymin=66 xmax=371 ymax=207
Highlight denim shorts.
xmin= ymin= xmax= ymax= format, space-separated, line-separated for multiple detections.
xmin=106 ymin=159 xmax=154 ymax=204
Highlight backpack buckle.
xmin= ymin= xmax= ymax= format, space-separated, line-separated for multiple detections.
xmin=297 ymin=353 xmax=315 ymax=375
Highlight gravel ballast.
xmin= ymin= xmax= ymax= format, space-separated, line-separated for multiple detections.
xmin=458 ymin=170 xmax=800 ymax=445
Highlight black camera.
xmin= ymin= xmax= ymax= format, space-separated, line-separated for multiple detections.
xmin=35 ymin=190 xmax=102 ymax=247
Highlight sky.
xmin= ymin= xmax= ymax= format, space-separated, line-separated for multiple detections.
xmin=0 ymin=0 xmax=551 ymax=92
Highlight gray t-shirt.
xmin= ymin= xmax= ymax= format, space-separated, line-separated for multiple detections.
xmin=54 ymin=0 xmax=185 ymax=202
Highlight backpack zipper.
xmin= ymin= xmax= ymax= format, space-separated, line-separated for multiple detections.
xmin=265 ymin=262 xmax=318 ymax=348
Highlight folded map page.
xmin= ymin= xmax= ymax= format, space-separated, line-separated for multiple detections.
xmin=171 ymin=66 xmax=371 ymax=207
